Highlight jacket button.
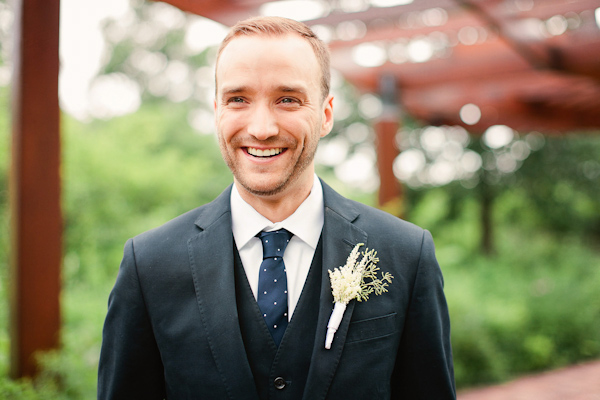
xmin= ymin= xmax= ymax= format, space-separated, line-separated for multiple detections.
xmin=274 ymin=377 xmax=286 ymax=390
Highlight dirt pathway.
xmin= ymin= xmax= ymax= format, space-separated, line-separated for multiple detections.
xmin=458 ymin=360 xmax=600 ymax=400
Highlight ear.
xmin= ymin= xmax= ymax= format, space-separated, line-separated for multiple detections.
xmin=320 ymin=94 xmax=334 ymax=138
xmin=213 ymin=98 xmax=218 ymax=126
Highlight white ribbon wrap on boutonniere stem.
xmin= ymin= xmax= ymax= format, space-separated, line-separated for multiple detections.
xmin=325 ymin=243 xmax=393 ymax=349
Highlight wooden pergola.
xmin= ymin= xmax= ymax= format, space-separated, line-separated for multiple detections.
xmin=9 ymin=0 xmax=600 ymax=378
xmin=163 ymin=0 xmax=600 ymax=205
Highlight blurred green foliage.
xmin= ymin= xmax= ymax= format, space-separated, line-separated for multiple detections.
xmin=515 ymin=136 xmax=600 ymax=237
xmin=62 ymin=100 xmax=231 ymax=287
xmin=408 ymin=188 xmax=600 ymax=386
xmin=1 ymin=84 xmax=600 ymax=397
xmin=405 ymin=135 xmax=600 ymax=383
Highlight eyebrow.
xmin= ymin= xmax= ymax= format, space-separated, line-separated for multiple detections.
xmin=219 ymin=85 xmax=309 ymax=97
xmin=220 ymin=86 xmax=248 ymax=96
xmin=278 ymin=85 xmax=308 ymax=96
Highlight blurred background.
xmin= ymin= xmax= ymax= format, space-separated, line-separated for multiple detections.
xmin=1 ymin=0 xmax=600 ymax=398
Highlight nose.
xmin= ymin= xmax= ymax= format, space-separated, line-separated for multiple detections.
xmin=246 ymin=102 xmax=278 ymax=140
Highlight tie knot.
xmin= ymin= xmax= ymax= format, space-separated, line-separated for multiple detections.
xmin=257 ymin=229 xmax=293 ymax=259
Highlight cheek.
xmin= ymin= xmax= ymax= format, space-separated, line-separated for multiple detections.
xmin=216 ymin=114 xmax=239 ymax=140
xmin=280 ymin=114 xmax=316 ymax=136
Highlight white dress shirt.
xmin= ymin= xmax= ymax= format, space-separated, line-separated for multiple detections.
xmin=231 ymin=176 xmax=324 ymax=320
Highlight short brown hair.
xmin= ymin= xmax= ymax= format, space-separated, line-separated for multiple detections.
xmin=216 ymin=16 xmax=331 ymax=100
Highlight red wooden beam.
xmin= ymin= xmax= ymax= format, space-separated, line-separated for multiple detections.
xmin=375 ymin=74 xmax=402 ymax=213
xmin=375 ymin=118 xmax=402 ymax=212
xmin=9 ymin=0 xmax=62 ymax=378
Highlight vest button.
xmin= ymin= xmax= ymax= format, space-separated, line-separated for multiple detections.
xmin=274 ymin=377 xmax=286 ymax=390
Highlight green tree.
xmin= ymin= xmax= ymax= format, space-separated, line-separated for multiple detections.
xmin=515 ymin=134 xmax=600 ymax=238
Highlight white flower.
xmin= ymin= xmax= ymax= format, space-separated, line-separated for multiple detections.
xmin=325 ymin=243 xmax=393 ymax=349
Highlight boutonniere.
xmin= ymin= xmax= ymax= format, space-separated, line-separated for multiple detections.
xmin=325 ymin=243 xmax=394 ymax=349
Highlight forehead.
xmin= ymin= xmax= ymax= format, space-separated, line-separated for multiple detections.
xmin=216 ymin=34 xmax=321 ymax=94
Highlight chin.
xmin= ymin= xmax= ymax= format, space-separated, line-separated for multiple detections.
xmin=238 ymin=174 xmax=292 ymax=197
xmin=243 ymin=182 xmax=287 ymax=197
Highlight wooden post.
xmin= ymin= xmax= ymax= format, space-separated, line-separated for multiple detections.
xmin=374 ymin=118 xmax=401 ymax=210
xmin=9 ymin=0 xmax=61 ymax=378
xmin=374 ymin=74 xmax=402 ymax=216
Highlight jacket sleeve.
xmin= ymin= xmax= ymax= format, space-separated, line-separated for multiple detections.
xmin=391 ymin=230 xmax=456 ymax=399
xmin=97 ymin=239 xmax=166 ymax=400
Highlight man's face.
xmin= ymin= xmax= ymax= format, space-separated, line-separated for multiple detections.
xmin=214 ymin=34 xmax=333 ymax=199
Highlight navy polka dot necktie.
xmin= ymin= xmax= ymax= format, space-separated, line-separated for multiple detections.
xmin=257 ymin=229 xmax=292 ymax=347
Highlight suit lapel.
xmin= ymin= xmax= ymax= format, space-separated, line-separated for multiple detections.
xmin=303 ymin=181 xmax=368 ymax=400
xmin=187 ymin=187 xmax=259 ymax=400
xmin=187 ymin=181 xmax=366 ymax=399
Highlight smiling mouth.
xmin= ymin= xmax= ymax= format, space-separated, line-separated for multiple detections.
xmin=246 ymin=147 xmax=285 ymax=158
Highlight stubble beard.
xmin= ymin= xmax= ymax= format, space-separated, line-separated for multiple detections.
xmin=218 ymin=131 xmax=320 ymax=198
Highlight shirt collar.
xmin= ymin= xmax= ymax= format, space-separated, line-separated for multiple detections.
xmin=231 ymin=175 xmax=324 ymax=251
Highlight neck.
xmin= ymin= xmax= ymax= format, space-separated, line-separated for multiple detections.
xmin=235 ymin=174 xmax=314 ymax=222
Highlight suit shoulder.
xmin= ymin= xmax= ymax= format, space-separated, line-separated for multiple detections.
xmin=340 ymin=199 xmax=428 ymax=250
xmin=350 ymin=198 xmax=423 ymax=232
xmin=135 ymin=206 xmax=202 ymax=242
xmin=321 ymin=180 xmax=426 ymax=244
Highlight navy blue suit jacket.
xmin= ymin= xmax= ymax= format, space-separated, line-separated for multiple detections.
xmin=98 ymin=180 xmax=455 ymax=399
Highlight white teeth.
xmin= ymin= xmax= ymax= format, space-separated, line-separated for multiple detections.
xmin=248 ymin=147 xmax=282 ymax=157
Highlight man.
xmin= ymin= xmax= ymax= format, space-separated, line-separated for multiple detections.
xmin=98 ymin=16 xmax=455 ymax=400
